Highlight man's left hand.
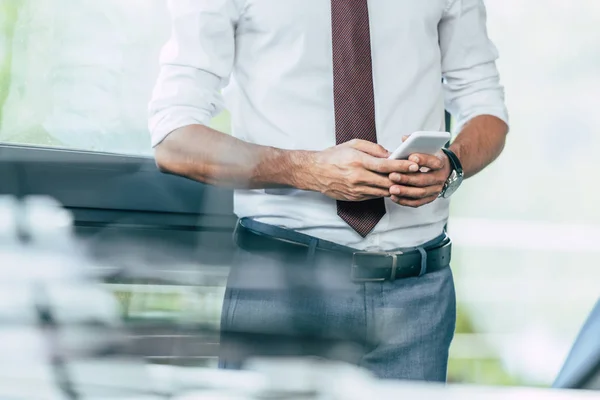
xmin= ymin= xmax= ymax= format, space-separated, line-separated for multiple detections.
xmin=388 ymin=151 xmax=451 ymax=208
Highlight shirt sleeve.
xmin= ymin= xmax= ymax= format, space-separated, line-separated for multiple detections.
xmin=439 ymin=0 xmax=509 ymax=134
xmin=148 ymin=0 xmax=240 ymax=147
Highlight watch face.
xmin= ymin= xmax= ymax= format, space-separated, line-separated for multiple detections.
xmin=442 ymin=170 xmax=461 ymax=199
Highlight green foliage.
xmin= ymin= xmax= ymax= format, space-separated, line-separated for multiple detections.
xmin=447 ymin=304 xmax=523 ymax=386
xmin=1 ymin=123 xmax=64 ymax=147
xmin=0 ymin=0 xmax=20 ymax=126
xmin=448 ymin=358 xmax=522 ymax=386
xmin=210 ymin=111 xmax=232 ymax=134
xmin=455 ymin=304 xmax=477 ymax=334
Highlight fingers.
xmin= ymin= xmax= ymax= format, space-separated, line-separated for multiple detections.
xmin=349 ymin=170 xmax=395 ymax=189
xmin=391 ymin=194 xmax=439 ymax=208
xmin=364 ymin=157 xmax=420 ymax=174
xmin=408 ymin=152 xmax=445 ymax=170
xmin=346 ymin=139 xmax=390 ymax=158
xmin=389 ymin=170 xmax=445 ymax=188
xmin=355 ymin=186 xmax=391 ymax=199
xmin=389 ymin=184 xmax=441 ymax=200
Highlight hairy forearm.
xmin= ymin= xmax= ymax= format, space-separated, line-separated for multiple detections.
xmin=449 ymin=115 xmax=508 ymax=179
xmin=154 ymin=124 xmax=311 ymax=189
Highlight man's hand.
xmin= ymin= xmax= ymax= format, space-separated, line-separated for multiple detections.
xmin=388 ymin=151 xmax=451 ymax=208
xmin=300 ymin=139 xmax=419 ymax=202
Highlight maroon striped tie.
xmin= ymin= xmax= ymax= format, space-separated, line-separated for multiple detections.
xmin=331 ymin=0 xmax=386 ymax=237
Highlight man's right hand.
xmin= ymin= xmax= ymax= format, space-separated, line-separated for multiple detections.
xmin=155 ymin=127 xmax=419 ymax=199
xmin=297 ymin=139 xmax=420 ymax=202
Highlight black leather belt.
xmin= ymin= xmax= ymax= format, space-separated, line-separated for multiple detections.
xmin=234 ymin=218 xmax=452 ymax=282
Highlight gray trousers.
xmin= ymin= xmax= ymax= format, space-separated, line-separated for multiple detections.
xmin=219 ymin=235 xmax=456 ymax=382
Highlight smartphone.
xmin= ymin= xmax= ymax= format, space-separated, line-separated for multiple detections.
xmin=388 ymin=131 xmax=451 ymax=160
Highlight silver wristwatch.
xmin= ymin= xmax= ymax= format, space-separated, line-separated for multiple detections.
xmin=439 ymin=148 xmax=464 ymax=199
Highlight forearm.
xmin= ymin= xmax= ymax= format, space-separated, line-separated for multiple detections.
xmin=154 ymin=124 xmax=311 ymax=189
xmin=449 ymin=115 xmax=508 ymax=179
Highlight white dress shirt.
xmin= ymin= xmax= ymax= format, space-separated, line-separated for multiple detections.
xmin=149 ymin=0 xmax=508 ymax=250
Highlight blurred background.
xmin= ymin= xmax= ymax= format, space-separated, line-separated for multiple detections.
xmin=1 ymin=0 xmax=599 ymax=388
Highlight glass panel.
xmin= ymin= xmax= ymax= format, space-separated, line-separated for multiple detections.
xmin=0 ymin=1 xmax=229 ymax=154
xmin=447 ymin=0 xmax=600 ymax=386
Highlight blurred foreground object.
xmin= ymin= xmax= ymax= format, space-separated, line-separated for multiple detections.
xmin=0 ymin=196 xmax=156 ymax=399
xmin=554 ymin=300 xmax=600 ymax=390
xmin=0 ymin=195 xmax=597 ymax=399
xmin=164 ymin=358 xmax=600 ymax=400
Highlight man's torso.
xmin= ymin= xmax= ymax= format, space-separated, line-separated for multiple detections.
xmin=227 ymin=0 xmax=452 ymax=249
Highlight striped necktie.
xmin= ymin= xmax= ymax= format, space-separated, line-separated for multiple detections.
xmin=331 ymin=0 xmax=386 ymax=237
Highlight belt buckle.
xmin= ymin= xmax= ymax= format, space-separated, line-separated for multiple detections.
xmin=351 ymin=251 xmax=402 ymax=283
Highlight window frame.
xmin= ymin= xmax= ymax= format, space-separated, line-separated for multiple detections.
xmin=0 ymin=143 xmax=235 ymax=225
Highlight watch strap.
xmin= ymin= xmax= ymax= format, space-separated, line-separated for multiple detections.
xmin=441 ymin=148 xmax=463 ymax=175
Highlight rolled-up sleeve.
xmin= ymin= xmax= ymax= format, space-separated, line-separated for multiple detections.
xmin=439 ymin=0 xmax=509 ymax=134
xmin=148 ymin=0 xmax=239 ymax=147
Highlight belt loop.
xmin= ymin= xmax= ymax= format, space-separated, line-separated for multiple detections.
xmin=417 ymin=247 xmax=427 ymax=277
xmin=389 ymin=254 xmax=398 ymax=281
